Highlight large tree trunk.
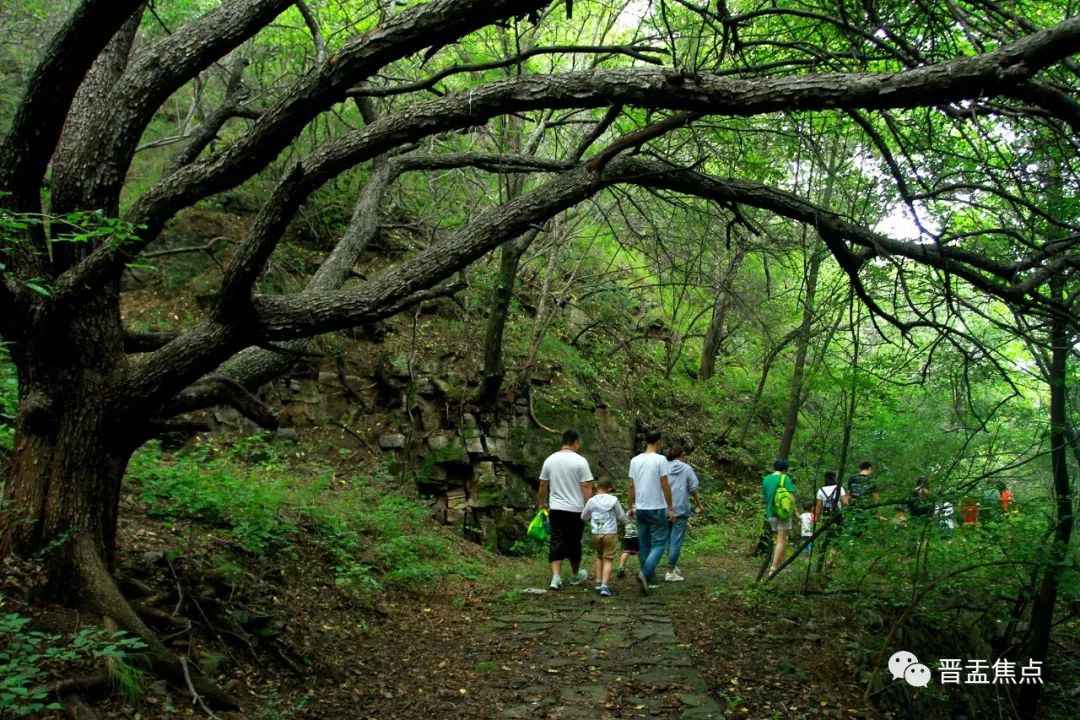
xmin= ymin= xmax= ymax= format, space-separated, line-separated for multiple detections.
xmin=836 ymin=297 xmax=861 ymax=476
xmin=1 ymin=289 xmax=238 ymax=708
xmin=699 ymin=248 xmax=744 ymax=381
xmin=777 ymin=248 xmax=823 ymax=459
xmin=0 ymin=7 xmax=142 ymax=591
xmin=479 ymin=230 xmax=538 ymax=402
xmin=1018 ymin=276 xmax=1074 ymax=719
xmin=2 ymin=289 xmax=131 ymax=599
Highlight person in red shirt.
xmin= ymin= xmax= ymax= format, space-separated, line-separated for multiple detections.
xmin=998 ymin=483 xmax=1014 ymax=512
xmin=961 ymin=497 xmax=979 ymax=525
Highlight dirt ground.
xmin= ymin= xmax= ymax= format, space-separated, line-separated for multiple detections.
xmin=4 ymin=517 xmax=1074 ymax=719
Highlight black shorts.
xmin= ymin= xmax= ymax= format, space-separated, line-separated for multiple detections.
xmin=621 ymin=536 xmax=639 ymax=554
xmin=548 ymin=509 xmax=584 ymax=564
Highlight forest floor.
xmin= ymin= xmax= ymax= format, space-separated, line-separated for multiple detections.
xmin=5 ymin=430 xmax=1073 ymax=720
xmin=8 ymin=512 xmax=1077 ymax=719
xmin=3 ymin=525 xmax=883 ymax=720
xmin=325 ymin=548 xmax=881 ymax=720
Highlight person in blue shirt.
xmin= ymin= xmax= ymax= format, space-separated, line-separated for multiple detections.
xmin=664 ymin=445 xmax=704 ymax=582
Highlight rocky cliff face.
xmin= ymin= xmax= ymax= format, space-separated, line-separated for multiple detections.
xmin=248 ymin=344 xmax=633 ymax=554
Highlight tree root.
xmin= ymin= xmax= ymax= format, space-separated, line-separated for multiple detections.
xmin=132 ymin=602 xmax=191 ymax=628
xmin=526 ymin=385 xmax=559 ymax=434
xmin=62 ymin=692 xmax=101 ymax=719
xmin=43 ymin=672 xmax=110 ymax=698
xmin=73 ymin=533 xmax=239 ymax=710
xmin=181 ymin=656 xmax=223 ymax=720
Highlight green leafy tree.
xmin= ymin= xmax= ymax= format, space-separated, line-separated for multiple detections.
xmin=0 ymin=1 xmax=1078 ymax=713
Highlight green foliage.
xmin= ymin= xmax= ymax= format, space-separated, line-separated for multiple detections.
xmin=130 ymin=440 xmax=293 ymax=554
xmin=686 ymin=493 xmax=760 ymax=557
xmin=0 ymin=610 xmax=59 ymax=718
xmin=126 ymin=436 xmax=481 ymax=592
xmin=0 ymin=603 xmax=147 ymax=718
xmin=0 ymin=344 xmax=15 ymax=450
xmin=249 ymin=685 xmax=313 ymax=720
xmin=0 ymin=206 xmax=144 ymax=298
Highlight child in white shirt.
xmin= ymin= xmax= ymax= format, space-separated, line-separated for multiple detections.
xmin=581 ymin=478 xmax=627 ymax=596
xmin=799 ymin=502 xmax=815 ymax=554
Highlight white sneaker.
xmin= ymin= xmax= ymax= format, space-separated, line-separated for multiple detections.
xmin=549 ymin=575 xmax=562 ymax=590
xmin=664 ymin=570 xmax=685 ymax=582
xmin=569 ymin=569 xmax=588 ymax=586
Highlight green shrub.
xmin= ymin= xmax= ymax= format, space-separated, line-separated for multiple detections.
xmin=0 ymin=604 xmax=147 ymax=717
xmin=0 ymin=345 xmax=16 ymax=451
xmin=130 ymin=442 xmax=293 ymax=553
xmin=127 ymin=437 xmax=483 ymax=592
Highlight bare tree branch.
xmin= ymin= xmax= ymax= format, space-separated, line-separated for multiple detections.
xmin=295 ymin=1 xmax=327 ymax=65
xmin=166 ymin=54 xmax=255 ymax=173
xmin=159 ymin=374 xmax=278 ymax=429
xmin=585 ymin=110 xmax=701 ymax=172
xmin=141 ymin=236 xmax=229 ymax=260
xmin=245 ymin=154 xmax=1077 ymax=340
xmin=124 ymin=330 xmax=182 ymax=353
xmin=348 ymin=44 xmax=668 ymax=98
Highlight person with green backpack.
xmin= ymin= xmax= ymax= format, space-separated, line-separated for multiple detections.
xmin=762 ymin=459 xmax=798 ymax=578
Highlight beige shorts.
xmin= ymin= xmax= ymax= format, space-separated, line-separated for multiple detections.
xmin=768 ymin=517 xmax=793 ymax=531
xmin=592 ymin=533 xmax=618 ymax=561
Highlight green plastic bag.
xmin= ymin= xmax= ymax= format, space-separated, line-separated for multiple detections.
xmin=528 ymin=509 xmax=550 ymax=541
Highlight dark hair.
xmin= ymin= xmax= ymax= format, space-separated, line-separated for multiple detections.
xmin=645 ymin=429 xmax=662 ymax=445
xmin=667 ymin=445 xmax=685 ymax=461
xmin=996 ymin=481 xmax=1007 ymax=492
xmin=859 ymin=460 xmax=873 ymax=471
xmin=596 ymin=477 xmax=614 ymax=490
xmin=773 ymin=459 xmax=789 ymax=472
xmin=916 ymin=475 xmax=930 ymax=489
xmin=803 ymin=500 xmax=814 ymax=511
xmin=824 ymin=470 xmax=836 ymax=483
xmin=561 ymin=429 xmax=580 ymax=446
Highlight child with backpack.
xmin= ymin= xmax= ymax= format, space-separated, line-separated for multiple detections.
xmin=762 ymin=459 xmax=797 ymax=577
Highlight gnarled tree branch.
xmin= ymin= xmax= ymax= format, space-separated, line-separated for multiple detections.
xmin=58 ymin=14 xmax=1080 ymax=297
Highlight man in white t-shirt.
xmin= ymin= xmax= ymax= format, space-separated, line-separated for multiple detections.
xmin=814 ymin=471 xmax=849 ymax=518
xmin=628 ymin=429 xmax=674 ymax=594
xmin=814 ymin=470 xmax=848 ymax=572
xmin=538 ymin=429 xmax=594 ymax=590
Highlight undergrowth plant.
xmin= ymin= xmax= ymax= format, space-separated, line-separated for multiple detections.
xmin=0 ymin=602 xmax=147 ymax=718
xmin=126 ymin=436 xmax=482 ymax=593
xmin=0 ymin=344 xmax=15 ymax=451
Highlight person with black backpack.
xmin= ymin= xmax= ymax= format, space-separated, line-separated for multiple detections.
xmin=845 ymin=460 xmax=875 ymax=537
xmin=848 ymin=460 xmax=876 ymax=504
xmin=815 ymin=470 xmax=849 ymax=518
xmin=814 ymin=470 xmax=848 ymax=571
xmin=906 ymin=476 xmax=933 ymax=519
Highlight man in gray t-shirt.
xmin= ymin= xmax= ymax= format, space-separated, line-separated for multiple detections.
xmin=538 ymin=429 xmax=594 ymax=590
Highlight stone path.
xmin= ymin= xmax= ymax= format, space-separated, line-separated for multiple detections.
xmin=487 ymin=586 xmax=723 ymax=719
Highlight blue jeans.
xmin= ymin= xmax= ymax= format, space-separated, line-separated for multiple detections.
xmin=667 ymin=516 xmax=689 ymax=569
xmin=635 ymin=509 xmax=670 ymax=583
